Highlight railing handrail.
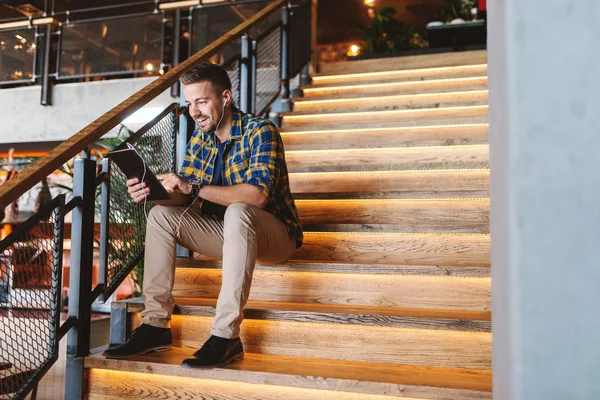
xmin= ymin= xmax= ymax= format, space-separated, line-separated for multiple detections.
xmin=0 ymin=0 xmax=286 ymax=210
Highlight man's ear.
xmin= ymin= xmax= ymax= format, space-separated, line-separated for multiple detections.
xmin=223 ymin=90 xmax=233 ymax=106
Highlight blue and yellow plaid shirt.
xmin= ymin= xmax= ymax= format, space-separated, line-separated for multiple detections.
xmin=179 ymin=107 xmax=303 ymax=248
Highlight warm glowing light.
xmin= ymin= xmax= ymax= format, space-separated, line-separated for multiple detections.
xmin=347 ymin=44 xmax=360 ymax=57
xmin=303 ymin=76 xmax=487 ymax=94
xmin=0 ymin=17 xmax=54 ymax=29
xmin=101 ymin=24 xmax=108 ymax=38
xmin=15 ymin=34 xmax=23 ymax=40
xmin=312 ymin=64 xmax=489 ymax=82
xmin=279 ymin=123 xmax=489 ymax=136
xmin=144 ymin=63 xmax=154 ymax=71
xmin=159 ymin=69 xmax=165 ymax=75
xmin=295 ymin=90 xmax=488 ymax=106
xmin=367 ymin=8 xmax=375 ymax=18
xmin=282 ymin=105 xmax=489 ymax=120
xmin=158 ymin=0 xmax=200 ymax=10
xmin=364 ymin=0 xmax=375 ymax=6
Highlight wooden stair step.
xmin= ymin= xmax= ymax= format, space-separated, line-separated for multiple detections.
xmin=280 ymin=105 xmax=489 ymax=130
xmin=318 ymin=50 xmax=487 ymax=75
xmin=86 ymin=348 xmax=492 ymax=399
xmin=281 ymin=123 xmax=489 ymax=151
xmin=302 ymin=76 xmax=488 ymax=98
xmin=286 ymin=145 xmax=489 ymax=173
xmin=292 ymin=90 xmax=488 ymax=113
xmin=296 ymin=198 xmax=489 ymax=233
xmin=120 ymin=297 xmax=490 ymax=331
xmin=176 ymin=259 xmax=491 ymax=277
xmin=314 ymin=64 xmax=488 ymax=86
xmin=318 ymin=52 xmax=487 ymax=77
xmin=289 ymin=169 xmax=489 ymax=199
xmin=292 ymin=232 xmax=489 ymax=266
xmin=172 ymin=268 xmax=491 ymax=312
xmin=128 ymin=314 xmax=491 ymax=370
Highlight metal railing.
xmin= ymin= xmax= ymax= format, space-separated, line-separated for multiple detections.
xmin=0 ymin=196 xmax=64 ymax=399
xmin=0 ymin=27 xmax=40 ymax=85
xmin=57 ymin=12 xmax=165 ymax=81
xmin=0 ymin=0 xmax=313 ymax=398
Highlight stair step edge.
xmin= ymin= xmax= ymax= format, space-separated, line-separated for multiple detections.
xmin=86 ymin=347 xmax=492 ymax=398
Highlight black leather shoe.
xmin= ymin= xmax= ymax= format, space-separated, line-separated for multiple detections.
xmin=102 ymin=324 xmax=172 ymax=359
xmin=181 ymin=335 xmax=244 ymax=368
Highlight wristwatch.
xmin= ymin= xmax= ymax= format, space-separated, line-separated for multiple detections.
xmin=189 ymin=178 xmax=201 ymax=198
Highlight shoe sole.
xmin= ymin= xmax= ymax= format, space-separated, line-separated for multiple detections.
xmin=103 ymin=345 xmax=172 ymax=360
xmin=181 ymin=352 xmax=244 ymax=369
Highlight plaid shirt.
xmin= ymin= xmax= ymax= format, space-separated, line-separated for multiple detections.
xmin=179 ymin=107 xmax=303 ymax=248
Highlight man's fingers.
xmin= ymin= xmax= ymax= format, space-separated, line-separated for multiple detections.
xmin=127 ymin=178 xmax=139 ymax=187
xmin=127 ymin=182 xmax=145 ymax=194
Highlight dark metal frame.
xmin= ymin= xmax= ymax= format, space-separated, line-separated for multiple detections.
xmin=0 ymin=195 xmax=65 ymax=400
xmin=188 ymin=0 xmax=272 ymax=59
xmin=254 ymin=21 xmax=283 ymax=116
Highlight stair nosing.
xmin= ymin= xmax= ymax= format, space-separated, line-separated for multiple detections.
xmin=280 ymin=122 xmax=489 ymax=135
xmin=285 ymin=143 xmax=489 ymax=155
xmin=282 ymin=104 xmax=489 ymax=119
xmin=293 ymin=89 xmax=489 ymax=105
xmin=86 ymin=348 xmax=493 ymax=395
xmin=303 ymin=75 xmax=488 ymax=92
xmin=120 ymin=297 xmax=492 ymax=323
xmin=313 ymin=63 xmax=489 ymax=81
xmin=289 ymin=168 xmax=490 ymax=176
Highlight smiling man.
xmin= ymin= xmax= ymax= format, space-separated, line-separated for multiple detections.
xmin=103 ymin=63 xmax=303 ymax=368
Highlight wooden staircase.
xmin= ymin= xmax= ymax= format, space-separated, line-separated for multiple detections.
xmin=85 ymin=50 xmax=492 ymax=399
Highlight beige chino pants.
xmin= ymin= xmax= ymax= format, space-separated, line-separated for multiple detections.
xmin=140 ymin=202 xmax=296 ymax=339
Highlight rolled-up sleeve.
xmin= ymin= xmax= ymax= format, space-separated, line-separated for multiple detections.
xmin=244 ymin=122 xmax=282 ymax=198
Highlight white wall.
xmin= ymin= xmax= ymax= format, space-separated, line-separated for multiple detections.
xmin=489 ymin=1 xmax=600 ymax=399
xmin=0 ymin=77 xmax=175 ymax=143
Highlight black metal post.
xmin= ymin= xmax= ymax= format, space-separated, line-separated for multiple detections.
xmin=269 ymin=4 xmax=292 ymax=122
xmin=171 ymin=8 xmax=182 ymax=98
xmin=50 ymin=196 xmax=66 ymax=355
xmin=250 ymin=39 xmax=257 ymax=115
xmin=41 ymin=23 xmax=54 ymax=106
xmin=65 ymin=152 xmax=97 ymax=400
xmin=280 ymin=5 xmax=291 ymax=103
xmin=240 ymin=35 xmax=251 ymax=114
xmin=176 ymin=93 xmax=193 ymax=259
xmin=98 ymin=158 xmax=110 ymax=302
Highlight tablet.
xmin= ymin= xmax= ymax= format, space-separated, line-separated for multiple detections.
xmin=107 ymin=143 xmax=171 ymax=201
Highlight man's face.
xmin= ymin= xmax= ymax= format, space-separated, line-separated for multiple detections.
xmin=184 ymin=80 xmax=224 ymax=134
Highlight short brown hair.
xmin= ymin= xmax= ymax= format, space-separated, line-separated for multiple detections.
xmin=179 ymin=63 xmax=232 ymax=93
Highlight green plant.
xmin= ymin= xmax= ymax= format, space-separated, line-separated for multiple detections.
xmin=438 ymin=0 xmax=477 ymax=22
xmin=363 ymin=7 xmax=428 ymax=53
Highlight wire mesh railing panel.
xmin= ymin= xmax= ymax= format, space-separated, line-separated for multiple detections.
xmin=0 ymin=28 xmax=37 ymax=85
xmin=58 ymin=13 xmax=163 ymax=80
xmin=255 ymin=26 xmax=281 ymax=116
xmin=104 ymin=109 xmax=177 ymax=295
xmin=0 ymin=196 xmax=64 ymax=399
xmin=289 ymin=0 xmax=311 ymax=77
xmin=224 ymin=58 xmax=241 ymax=108
xmin=191 ymin=0 xmax=274 ymax=64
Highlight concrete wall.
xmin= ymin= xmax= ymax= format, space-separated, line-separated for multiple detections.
xmin=489 ymin=1 xmax=600 ymax=399
xmin=0 ymin=77 xmax=175 ymax=144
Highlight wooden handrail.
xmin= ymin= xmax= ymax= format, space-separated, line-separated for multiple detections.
xmin=0 ymin=0 xmax=286 ymax=210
